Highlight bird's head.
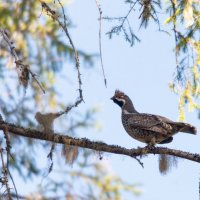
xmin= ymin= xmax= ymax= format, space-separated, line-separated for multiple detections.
xmin=111 ymin=90 xmax=137 ymax=113
xmin=111 ymin=90 xmax=129 ymax=108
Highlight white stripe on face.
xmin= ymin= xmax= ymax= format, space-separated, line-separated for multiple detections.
xmin=115 ymin=98 xmax=125 ymax=104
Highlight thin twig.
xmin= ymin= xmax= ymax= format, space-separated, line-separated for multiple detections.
xmin=104 ymin=1 xmax=140 ymax=46
xmin=41 ymin=1 xmax=83 ymax=115
xmin=0 ymin=145 xmax=12 ymax=200
xmin=7 ymin=169 xmax=19 ymax=200
xmin=170 ymin=0 xmax=179 ymax=69
xmin=56 ymin=0 xmax=67 ymax=28
xmin=121 ymin=1 xmax=138 ymax=27
xmin=28 ymin=69 xmax=45 ymax=94
xmin=95 ymin=0 xmax=107 ymax=87
xmin=3 ymin=127 xmax=19 ymax=200
xmin=47 ymin=144 xmax=55 ymax=175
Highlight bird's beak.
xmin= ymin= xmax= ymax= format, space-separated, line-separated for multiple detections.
xmin=110 ymin=96 xmax=115 ymax=100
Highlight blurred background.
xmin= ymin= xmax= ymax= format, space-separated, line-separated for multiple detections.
xmin=0 ymin=0 xmax=199 ymax=199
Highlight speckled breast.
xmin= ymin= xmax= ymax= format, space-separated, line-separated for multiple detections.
xmin=121 ymin=113 xmax=166 ymax=144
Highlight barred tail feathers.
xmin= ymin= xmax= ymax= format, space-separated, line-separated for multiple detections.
xmin=176 ymin=122 xmax=197 ymax=135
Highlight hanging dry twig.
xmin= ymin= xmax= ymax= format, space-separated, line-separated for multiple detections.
xmin=0 ymin=29 xmax=45 ymax=93
xmin=46 ymin=143 xmax=55 ymax=175
xmin=95 ymin=0 xmax=107 ymax=87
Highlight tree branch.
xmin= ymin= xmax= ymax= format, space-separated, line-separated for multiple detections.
xmin=0 ymin=120 xmax=199 ymax=165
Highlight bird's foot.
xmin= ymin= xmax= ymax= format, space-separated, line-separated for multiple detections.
xmin=145 ymin=143 xmax=156 ymax=153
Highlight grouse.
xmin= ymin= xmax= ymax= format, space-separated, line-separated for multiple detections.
xmin=111 ymin=90 xmax=197 ymax=146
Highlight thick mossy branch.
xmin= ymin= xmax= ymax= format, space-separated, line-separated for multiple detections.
xmin=0 ymin=120 xmax=199 ymax=164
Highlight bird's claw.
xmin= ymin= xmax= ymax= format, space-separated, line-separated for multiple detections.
xmin=145 ymin=144 xmax=156 ymax=154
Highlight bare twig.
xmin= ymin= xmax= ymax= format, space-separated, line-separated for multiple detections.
xmin=170 ymin=0 xmax=179 ymax=70
xmin=26 ymin=67 xmax=45 ymax=94
xmin=47 ymin=144 xmax=55 ymax=175
xmin=105 ymin=0 xmax=137 ymax=28
xmin=122 ymin=1 xmax=138 ymax=27
xmin=2 ymin=127 xmax=19 ymax=200
xmin=95 ymin=0 xmax=107 ymax=87
xmin=56 ymin=0 xmax=67 ymax=28
xmin=0 ymin=120 xmax=199 ymax=166
xmin=0 ymin=145 xmax=11 ymax=200
xmin=104 ymin=1 xmax=140 ymax=46
xmin=41 ymin=1 xmax=83 ymax=115
xmin=7 ymin=169 xmax=19 ymax=200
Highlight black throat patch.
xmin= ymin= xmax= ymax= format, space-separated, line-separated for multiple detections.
xmin=113 ymin=99 xmax=124 ymax=108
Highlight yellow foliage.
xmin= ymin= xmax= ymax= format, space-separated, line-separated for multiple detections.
xmin=164 ymin=8 xmax=181 ymax=25
xmin=35 ymin=93 xmax=42 ymax=107
xmin=94 ymin=121 xmax=103 ymax=132
xmin=195 ymin=42 xmax=200 ymax=65
xmin=168 ymin=82 xmax=175 ymax=91
xmin=47 ymin=71 xmax=55 ymax=85
xmin=177 ymin=79 xmax=200 ymax=119
xmin=14 ymin=32 xmax=28 ymax=57
xmin=178 ymin=94 xmax=186 ymax=121
xmin=183 ymin=0 xmax=194 ymax=27
xmin=49 ymin=93 xmax=56 ymax=110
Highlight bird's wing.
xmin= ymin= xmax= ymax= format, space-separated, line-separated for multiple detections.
xmin=127 ymin=113 xmax=173 ymax=135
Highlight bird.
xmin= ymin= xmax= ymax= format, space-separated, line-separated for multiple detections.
xmin=111 ymin=90 xmax=197 ymax=147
